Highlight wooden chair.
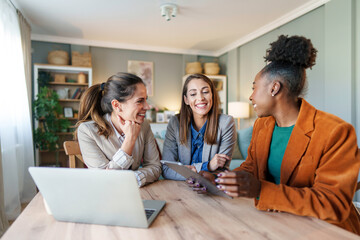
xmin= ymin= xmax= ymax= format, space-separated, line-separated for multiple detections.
xmin=63 ymin=141 xmax=85 ymax=168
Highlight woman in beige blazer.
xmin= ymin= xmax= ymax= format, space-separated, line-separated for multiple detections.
xmin=76 ymin=73 xmax=161 ymax=187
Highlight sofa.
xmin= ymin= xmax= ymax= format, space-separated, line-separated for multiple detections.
xmin=151 ymin=124 xmax=253 ymax=170
xmin=229 ymin=126 xmax=252 ymax=170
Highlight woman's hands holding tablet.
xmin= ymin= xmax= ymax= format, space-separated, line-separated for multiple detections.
xmin=215 ymin=170 xmax=261 ymax=198
xmin=187 ymin=170 xmax=261 ymax=199
xmin=186 ymin=171 xmax=216 ymax=194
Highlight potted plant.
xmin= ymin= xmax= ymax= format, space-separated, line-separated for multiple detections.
xmin=33 ymin=86 xmax=71 ymax=166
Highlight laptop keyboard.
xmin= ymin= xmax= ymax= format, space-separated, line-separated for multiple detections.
xmin=145 ymin=209 xmax=156 ymax=219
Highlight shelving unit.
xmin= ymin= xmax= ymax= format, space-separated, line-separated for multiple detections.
xmin=33 ymin=64 xmax=92 ymax=166
xmin=182 ymin=74 xmax=227 ymax=114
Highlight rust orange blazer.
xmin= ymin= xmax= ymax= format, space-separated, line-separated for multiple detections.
xmin=236 ymin=99 xmax=360 ymax=234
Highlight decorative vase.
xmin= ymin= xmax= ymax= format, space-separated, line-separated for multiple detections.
xmin=204 ymin=63 xmax=220 ymax=75
xmin=78 ymin=72 xmax=86 ymax=84
xmin=186 ymin=62 xmax=202 ymax=74
xmin=56 ymin=88 xmax=69 ymax=99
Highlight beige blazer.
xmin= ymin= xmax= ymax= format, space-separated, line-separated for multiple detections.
xmin=77 ymin=119 xmax=161 ymax=185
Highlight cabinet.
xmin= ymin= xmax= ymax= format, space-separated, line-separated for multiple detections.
xmin=33 ymin=64 xmax=92 ymax=166
xmin=182 ymin=74 xmax=227 ymax=114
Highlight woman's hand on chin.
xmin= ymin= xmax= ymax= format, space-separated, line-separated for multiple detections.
xmin=120 ymin=119 xmax=141 ymax=139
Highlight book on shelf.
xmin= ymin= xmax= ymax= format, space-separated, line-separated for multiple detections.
xmin=77 ymin=88 xmax=85 ymax=99
xmin=70 ymin=87 xmax=86 ymax=99
xmin=71 ymin=88 xmax=81 ymax=99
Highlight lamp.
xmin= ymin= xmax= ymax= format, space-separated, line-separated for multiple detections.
xmin=160 ymin=3 xmax=177 ymax=21
xmin=228 ymin=101 xmax=249 ymax=130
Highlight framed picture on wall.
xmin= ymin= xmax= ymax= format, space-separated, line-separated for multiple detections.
xmin=164 ymin=111 xmax=175 ymax=122
xmin=156 ymin=112 xmax=165 ymax=123
xmin=128 ymin=60 xmax=154 ymax=96
xmin=212 ymin=80 xmax=223 ymax=91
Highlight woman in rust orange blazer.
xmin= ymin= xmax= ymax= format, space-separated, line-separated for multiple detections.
xmin=214 ymin=35 xmax=360 ymax=234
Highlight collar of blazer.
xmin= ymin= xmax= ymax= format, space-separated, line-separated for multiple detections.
xmin=256 ymin=98 xmax=316 ymax=184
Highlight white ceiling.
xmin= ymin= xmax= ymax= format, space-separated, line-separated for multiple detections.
xmin=13 ymin=0 xmax=328 ymax=56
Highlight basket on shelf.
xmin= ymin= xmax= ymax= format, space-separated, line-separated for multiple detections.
xmin=204 ymin=63 xmax=220 ymax=75
xmin=47 ymin=50 xmax=69 ymax=65
xmin=185 ymin=62 xmax=202 ymax=74
xmin=72 ymin=51 xmax=92 ymax=67
xmin=54 ymin=74 xmax=66 ymax=83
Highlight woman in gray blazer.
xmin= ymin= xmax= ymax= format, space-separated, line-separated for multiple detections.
xmin=76 ymin=73 xmax=161 ymax=187
xmin=162 ymin=74 xmax=236 ymax=180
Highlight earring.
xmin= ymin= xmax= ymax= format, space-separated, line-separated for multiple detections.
xmin=272 ymin=94 xmax=275 ymax=97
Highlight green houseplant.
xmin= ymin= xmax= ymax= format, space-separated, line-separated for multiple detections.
xmin=33 ymin=86 xmax=71 ymax=165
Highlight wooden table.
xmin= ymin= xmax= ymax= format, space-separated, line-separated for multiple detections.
xmin=2 ymin=180 xmax=359 ymax=240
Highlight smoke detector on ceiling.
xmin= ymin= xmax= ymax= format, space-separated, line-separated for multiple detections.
xmin=160 ymin=3 xmax=177 ymax=21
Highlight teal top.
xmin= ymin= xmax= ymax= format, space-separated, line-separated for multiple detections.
xmin=267 ymin=124 xmax=294 ymax=185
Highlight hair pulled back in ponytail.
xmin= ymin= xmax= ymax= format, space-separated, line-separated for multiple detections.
xmin=75 ymin=72 xmax=144 ymax=138
xmin=261 ymin=35 xmax=317 ymax=97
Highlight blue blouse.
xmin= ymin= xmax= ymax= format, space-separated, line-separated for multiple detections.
xmin=190 ymin=121 xmax=209 ymax=171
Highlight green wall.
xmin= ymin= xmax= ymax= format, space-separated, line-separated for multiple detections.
xmin=224 ymin=6 xmax=325 ymax=107
xmin=223 ymin=0 xmax=359 ymax=139
xmin=90 ymin=46 xmax=184 ymax=111
xmin=31 ymin=0 xmax=360 ymax=140
xmin=31 ymin=41 xmax=221 ymax=112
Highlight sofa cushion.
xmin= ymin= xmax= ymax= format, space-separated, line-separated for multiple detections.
xmin=229 ymin=159 xmax=245 ymax=170
xmin=237 ymin=126 xmax=253 ymax=159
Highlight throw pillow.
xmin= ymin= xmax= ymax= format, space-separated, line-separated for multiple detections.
xmin=160 ymin=130 xmax=166 ymax=139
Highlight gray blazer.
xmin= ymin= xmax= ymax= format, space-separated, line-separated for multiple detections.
xmin=162 ymin=114 xmax=236 ymax=180
xmin=77 ymin=119 xmax=161 ymax=185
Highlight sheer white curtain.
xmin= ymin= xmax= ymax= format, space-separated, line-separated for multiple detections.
xmin=0 ymin=141 xmax=9 ymax=237
xmin=0 ymin=0 xmax=37 ymax=221
xmin=17 ymin=9 xmax=32 ymax=114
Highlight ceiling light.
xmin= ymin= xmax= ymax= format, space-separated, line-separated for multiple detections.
xmin=160 ymin=3 xmax=177 ymax=21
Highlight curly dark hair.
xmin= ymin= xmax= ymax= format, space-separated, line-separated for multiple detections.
xmin=261 ymin=35 xmax=317 ymax=97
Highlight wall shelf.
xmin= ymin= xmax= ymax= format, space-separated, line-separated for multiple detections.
xmin=49 ymin=82 xmax=88 ymax=86
xmin=33 ymin=63 xmax=92 ymax=166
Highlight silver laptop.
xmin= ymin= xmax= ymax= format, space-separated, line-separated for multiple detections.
xmin=28 ymin=167 xmax=165 ymax=228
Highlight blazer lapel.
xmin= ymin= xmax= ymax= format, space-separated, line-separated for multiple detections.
xmin=280 ymin=128 xmax=310 ymax=184
xmin=202 ymin=143 xmax=211 ymax=163
xmin=108 ymin=132 xmax=121 ymax=153
xmin=179 ymin=128 xmax=192 ymax=165
xmin=257 ymin=118 xmax=275 ymax=180
xmin=280 ymin=99 xmax=315 ymax=184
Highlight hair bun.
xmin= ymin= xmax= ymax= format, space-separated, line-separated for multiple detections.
xmin=264 ymin=35 xmax=317 ymax=69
